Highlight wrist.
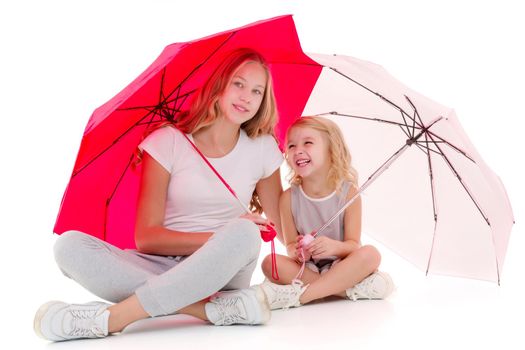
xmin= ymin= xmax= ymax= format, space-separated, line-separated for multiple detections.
xmin=335 ymin=240 xmax=352 ymax=258
xmin=286 ymin=244 xmax=296 ymax=258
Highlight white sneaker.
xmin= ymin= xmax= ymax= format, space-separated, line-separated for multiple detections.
xmin=34 ymin=301 xmax=110 ymax=341
xmin=205 ymin=286 xmax=270 ymax=326
xmin=346 ymin=271 xmax=394 ymax=301
xmin=260 ymin=279 xmax=308 ymax=310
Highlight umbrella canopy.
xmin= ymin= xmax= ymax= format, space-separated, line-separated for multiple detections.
xmin=298 ymin=53 xmax=514 ymax=283
xmin=54 ymin=16 xmax=513 ymax=283
xmin=53 ymin=15 xmax=322 ymax=249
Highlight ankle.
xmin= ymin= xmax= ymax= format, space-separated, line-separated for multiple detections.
xmin=335 ymin=290 xmax=347 ymax=298
xmin=107 ymin=309 xmax=123 ymax=334
xmin=299 ymin=295 xmax=308 ymax=304
xmin=298 ymin=287 xmax=311 ymax=305
xmin=106 ymin=307 xmax=140 ymax=333
xmin=107 ymin=295 xmax=150 ymax=333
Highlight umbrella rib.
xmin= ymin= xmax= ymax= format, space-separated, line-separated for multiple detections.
xmin=153 ymin=32 xmax=237 ymax=106
xmin=136 ymin=115 xmax=171 ymax=126
xmin=427 ymin=132 xmax=501 ymax=285
xmin=405 ymin=95 xmax=424 ymax=138
xmin=398 ymin=109 xmax=413 ymax=138
xmin=172 ymin=81 xmax=182 ymax=119
xmin=398 ymin=124 xmax=411 ymax=140
xmin=72 ymin=109 xmax=159 ymax=177
xmin=173 ymin=89 xmax=192 ymax=116
xmin=159 ymin=68 xmax=166 ymax=102
xmin=138 ymin=108 xmax=164 ymax=128
xmin=103 ymin=153 xmax=135 ymax=241
xmin=415 ymin=142 xmax=443 ymax=157
xmin=328 ymin=111 xmax=412 ymax=126
xmin=426 ymin=130 xmax=476 ymax=163
xmin=116 ymin=90 xmax=195 ymax=112
xmin=74 ymin=33 xmax=237 ymax=177
xmin=118 ymin=30 xmax=235 ymax=114
xmin=425 ymin=132 xmax=490 ymax=226
xmin=401 ymin=117 xmax=497 ymax=282
xmin=327 ymin=111 xmax=415 ymax=140
xmin=328 ymin=67 xmax=424 ymax=133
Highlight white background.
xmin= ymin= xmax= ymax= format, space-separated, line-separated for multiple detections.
xmin=1 ymin=0 xmax=523 ymax=349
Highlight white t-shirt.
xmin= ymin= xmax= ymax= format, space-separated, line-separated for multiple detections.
xmin=138 ymin=126 xmax=283 ymax=233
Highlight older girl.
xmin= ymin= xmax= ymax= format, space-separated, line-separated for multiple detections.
xmin=34 ymin=48 xmax=283 ymax=341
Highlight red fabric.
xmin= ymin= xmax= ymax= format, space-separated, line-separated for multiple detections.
xmin=262 ymin=225 xmax=279 ymax=280
xmin=54 ymin=15 xmax=322 ymax=249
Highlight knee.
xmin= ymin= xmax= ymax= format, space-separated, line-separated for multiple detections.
xmin=357 ymin=245 xmax=381 ymax=272
xmin=53 ymin=230 xmax=93 ymax=271
xmin=261 ymin=254 xmax=273 ymax=276
xmin=218 ymin=218 xmax=261 ymax=258
xmin=54 ymin=231 xmax=81 ymax=264
xmin=233 ymin=219 xmax=262 ymax=257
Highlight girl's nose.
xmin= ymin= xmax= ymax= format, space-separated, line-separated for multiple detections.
xmin=239 ymin=93 xmax=250 ymax=103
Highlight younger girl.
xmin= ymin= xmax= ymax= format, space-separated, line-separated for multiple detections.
xmin=260 ymin=116 xmax=393 ymax=309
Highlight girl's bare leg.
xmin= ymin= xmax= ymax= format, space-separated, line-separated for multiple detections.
xmin=299 ymin=245 xmax=380 ymax=304
xmin=261 ymin=254 xmax=321 ymax=285
xmin=107 ymin=295 xmax=208 ymax=333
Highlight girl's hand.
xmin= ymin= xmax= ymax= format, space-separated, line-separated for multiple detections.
xmin=306 ymin=236 xmax=341 ymax=260
xmin=295 ymin=235 xmax=312 ymax=263
xmin=239 ymin=213 xmax=271 ymax=232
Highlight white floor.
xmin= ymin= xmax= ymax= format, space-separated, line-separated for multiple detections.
xmin=2 ymin=1 xmax=524 ymax=349
xmin=14 ymin=229 xmax=525 ymax=350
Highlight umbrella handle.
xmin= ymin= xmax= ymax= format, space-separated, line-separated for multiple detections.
xmin=292 ymin=233 xmax=315 ymax=280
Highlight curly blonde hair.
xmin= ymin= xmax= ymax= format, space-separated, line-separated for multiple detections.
xmin=285 ymin=116 xmax=358 ymax=193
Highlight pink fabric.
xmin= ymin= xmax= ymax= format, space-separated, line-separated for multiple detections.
xmin=299 ymin=53 xmax=514 ymax=282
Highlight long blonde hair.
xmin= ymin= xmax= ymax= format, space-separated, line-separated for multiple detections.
xmin=173 ymin=47 xmax=277 ymax=137
xmin=137 ymin=48 xmax=279 ymax=212
xmin=285 ymin=116 xmax=358 ymax=192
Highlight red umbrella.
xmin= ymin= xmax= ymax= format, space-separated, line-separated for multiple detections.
xmin=54 ymin=15 xmax=322 ymax=249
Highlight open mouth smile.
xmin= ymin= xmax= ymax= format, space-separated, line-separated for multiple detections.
xmin=296 ymin=159 xmax=310 ymax=167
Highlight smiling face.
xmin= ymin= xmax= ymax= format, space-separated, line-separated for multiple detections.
xmin=285 ymin=125 xmax=331 ymax=180
xmin=218 ymin=61 xmax=267 ymax=126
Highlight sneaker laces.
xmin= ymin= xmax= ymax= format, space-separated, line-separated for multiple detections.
xmin=347 ymin=275 xmax=380 ymax=301
xmin=271 ymin=279 xmax=306 ymax=309
xmin=213 ymin=297 xmax=247 ymax=325
xmin=68 ymin=308 xmax=107 ymax=338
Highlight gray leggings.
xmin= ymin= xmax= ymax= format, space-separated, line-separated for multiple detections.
xmin=53 ymin=218 xmax=261 ymax=317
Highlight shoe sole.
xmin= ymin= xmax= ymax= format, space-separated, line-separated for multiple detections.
xmin=252 ymin=286 xmax=271 ymax=324
xmin=33 ymin=301 xmax=64 ymax=341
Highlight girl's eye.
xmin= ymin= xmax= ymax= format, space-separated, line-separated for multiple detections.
xmin=305 ymin=141 xmax=313 ymax=145
xmin=253 ymin=89 xmax=263 ymax=95
xmin=234 ymin=81 xmax=243 ymax=88
xmin=287 ymin=144 xmax=295 ymax=150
